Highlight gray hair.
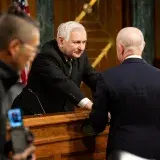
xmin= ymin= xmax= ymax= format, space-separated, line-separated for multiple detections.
xmin=0 ymin=14 xmax=39 ymax=50
xmin=57 ymin=21 xmax=86 ymax=41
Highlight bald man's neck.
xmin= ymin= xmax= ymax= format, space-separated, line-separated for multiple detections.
xmin=116 ymin=27 xmax=144 ymax=52
xmin=121 ymin=47 xmax=142 ymax=62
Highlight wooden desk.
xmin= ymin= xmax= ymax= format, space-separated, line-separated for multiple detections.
xmin=23 ymin=110 xmax=109 ymax=160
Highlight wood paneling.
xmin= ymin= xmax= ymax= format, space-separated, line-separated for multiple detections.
xmin=27 ymin=0 xmax=36 ymax=18
xmin=94 ymin=0 xmax=123 ymax=69
xmin=0 ymin=0 xmax=12 ymax=13
xmin=53 ymin=0 xmax=85 ymax=39
xmin=23 ymin=110 xmax=109 ymax=160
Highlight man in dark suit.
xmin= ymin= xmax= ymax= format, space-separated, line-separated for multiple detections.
xmin=84 ymin=27 xmax=160 ymax=160
xmin=12 ymin=21 xmax=99 ymax=115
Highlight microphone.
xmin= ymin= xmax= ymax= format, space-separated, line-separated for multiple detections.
xmin=27 ymin=88 xmax=46 ymax=114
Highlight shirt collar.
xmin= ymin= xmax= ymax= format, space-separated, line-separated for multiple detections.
xmin=125 ymin=55 xmax=142 ymax=60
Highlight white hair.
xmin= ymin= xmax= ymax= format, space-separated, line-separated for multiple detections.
xmin=57 ymin=21 xmax=86 ymax=41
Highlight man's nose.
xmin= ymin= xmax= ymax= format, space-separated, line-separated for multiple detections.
xmin=78 ymin=43 xmax=85 ymax=50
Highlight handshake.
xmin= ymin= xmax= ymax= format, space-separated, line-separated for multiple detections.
xmin=83 ymin=99 xmax=111 ymax=122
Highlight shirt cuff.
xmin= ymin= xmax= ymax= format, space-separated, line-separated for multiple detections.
xmin=78 ymin=98 xmax=90 ymax=108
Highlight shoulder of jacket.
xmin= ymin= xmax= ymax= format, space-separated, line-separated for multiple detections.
xmin=40 ymin=40 xmax=61 ymax=60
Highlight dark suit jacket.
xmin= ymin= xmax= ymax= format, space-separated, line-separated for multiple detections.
xmin=12 ymin=40 xmax=99 ymax=115
xmin=0 ymin=61 xmax=19 ymax=160
xmin=88 ymin=58 xmax=160 ymax=159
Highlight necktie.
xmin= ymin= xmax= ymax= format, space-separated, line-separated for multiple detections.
xmin=67 ymin=60 xmax=72 ymax=77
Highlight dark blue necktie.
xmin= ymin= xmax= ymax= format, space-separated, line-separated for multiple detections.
xmin=67 ymin=59 xmax=72 ymax=77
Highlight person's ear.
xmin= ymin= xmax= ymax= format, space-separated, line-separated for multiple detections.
xmin=57 ymin=37 xmax=64 ymax=48
xmin=8 ymin=39 xmax=21 ymax=56
xmin=143 ymin=41 xmax=145 ymax=49
xmin=117 ymin=44 xmax=124 ymax=55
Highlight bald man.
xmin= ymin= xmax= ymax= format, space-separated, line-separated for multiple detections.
xmin=83 ymin=27 xmax=160 ymax=160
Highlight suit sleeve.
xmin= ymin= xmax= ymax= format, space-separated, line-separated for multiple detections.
xmin=30 ymin=55 xmax=85 ymax=106
xmin=89 ymin=75 xmax=110 ymax=133
xmin=82 ymin=52 xmax=100 ymax=92
xmin=0 ymin=154 xmax=7 ymax=160
xmin=0 ymin=82 xmax=7 ymax=159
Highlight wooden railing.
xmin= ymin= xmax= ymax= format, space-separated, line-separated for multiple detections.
xmin=92 ymin=42 xmax=112 ymax=68
xmin=75 ymin=0 xmax=98 ymax=22
xmin=74 ymin=0 xmax=112 ymax=69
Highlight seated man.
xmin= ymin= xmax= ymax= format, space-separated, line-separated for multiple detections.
xmin=12 ymin=21 xmax=100 ymax=115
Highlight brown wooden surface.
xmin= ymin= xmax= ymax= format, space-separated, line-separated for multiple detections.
xmin=0 ymin=0 xmax=12 ymax=13
xmin=23 ymin=110 xmax=109 ymax=160
xmin=27 ymin=0 xmax=36 ymax=18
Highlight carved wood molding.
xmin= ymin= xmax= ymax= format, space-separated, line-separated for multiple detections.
xmin=24 ymin=110 xmax=90 ymax=127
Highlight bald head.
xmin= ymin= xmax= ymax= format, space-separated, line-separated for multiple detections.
xmin=116 ymin=27 xmax=145 ymax=62
xmin=117 ymin=27 xmax=144 ymax=48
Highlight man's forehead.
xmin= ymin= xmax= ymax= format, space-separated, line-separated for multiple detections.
xmin=70 ymin=29 xmax=86 ymax=34
xmin=69 ymin=30 xmax=87 ymax=40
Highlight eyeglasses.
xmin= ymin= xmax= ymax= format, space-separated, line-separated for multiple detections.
xmin=19 ymin=39 xmax=40 ymax=54
xmin=23 ymin=43 xmax=40 ymax=54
